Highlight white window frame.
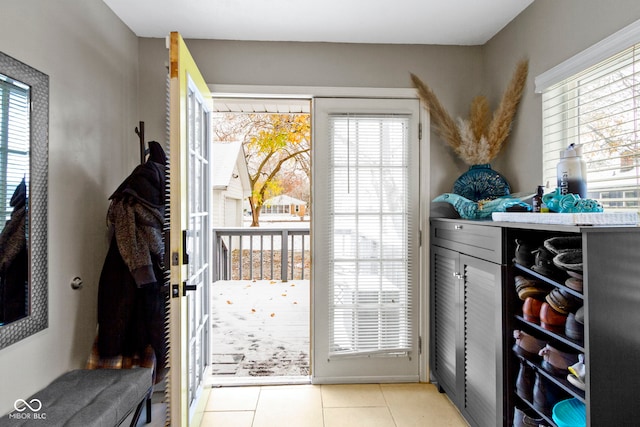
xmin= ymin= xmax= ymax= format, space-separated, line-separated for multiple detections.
xmin=537 ymin=19 xmax=640 ymax=211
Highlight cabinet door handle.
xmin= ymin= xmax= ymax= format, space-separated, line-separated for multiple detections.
xmin=454 ymin=225 xmax=463 ymax=230
xmin=452 ymin=272 xmax=463 ymax=279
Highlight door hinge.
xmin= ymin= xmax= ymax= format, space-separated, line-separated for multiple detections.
xmin=419 ymin=336 xmax=423 ymax=354
xmin=419 ymin=230 xmax=422 ymax=247
xmin=164 ymin=231 xmax=171 ymax=267
xmin=418 ymin=122 xmax=422 ymax=141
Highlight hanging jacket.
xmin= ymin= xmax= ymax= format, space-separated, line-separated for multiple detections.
xmin=97 ymin=141 xmax=167 ymax=375
xmin=107 ymin=142 xmax=166 ymax=287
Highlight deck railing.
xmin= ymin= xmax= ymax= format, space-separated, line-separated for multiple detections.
xmin=212 ymin=226 xmax=310 ymax=282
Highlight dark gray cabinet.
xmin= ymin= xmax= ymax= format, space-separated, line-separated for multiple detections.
xmin=430 ymin=220 xmax=504 ymax=427
xmin=463 ymin=254 xmax=502 ymax=427
xmin=582 ymin=230 xmax=640 ymax=425
xmin=431 ymin=218 xmax=640 ymax=427
xmin=431 ymin=245 xmax=460 ymax=402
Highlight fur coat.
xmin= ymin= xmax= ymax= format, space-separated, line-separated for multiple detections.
xmin=97 ymin=141 xmax=167 ymax=377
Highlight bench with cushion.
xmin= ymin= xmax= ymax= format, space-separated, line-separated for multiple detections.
xmin=1 ymin=368 xmax=152 ymax=426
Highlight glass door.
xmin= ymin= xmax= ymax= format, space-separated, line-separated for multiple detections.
xmin=312 ymin=97 xmax=421 ymax=383
xmin=168 ymin=31 xmax=212 ymax=425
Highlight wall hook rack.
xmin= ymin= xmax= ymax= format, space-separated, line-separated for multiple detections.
xmin=134 ymin=121 xmax=146 ymax=164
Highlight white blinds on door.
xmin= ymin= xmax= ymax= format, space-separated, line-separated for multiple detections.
xmin=328 ymin=114 xmax=413 ymax=357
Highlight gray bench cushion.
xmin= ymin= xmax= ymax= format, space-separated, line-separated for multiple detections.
xmin=1 ymin=368 xmax=152 ymax=426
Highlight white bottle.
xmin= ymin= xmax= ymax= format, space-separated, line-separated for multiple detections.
xmin=557 ymin=143 xmax=587 ymax=198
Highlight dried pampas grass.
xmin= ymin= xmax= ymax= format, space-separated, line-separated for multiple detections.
xmin=410 ymin=73 xmax=461 ymax=151
xmin=470 ymin=96 xmax=490 ymax=143
xmin=411 ymin=59 xmax=528 ymax=165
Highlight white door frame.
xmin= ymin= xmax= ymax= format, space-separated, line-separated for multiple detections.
xmin=312 ymin=97 xmax=421 ymax=383
xmin=209 ymin=85 xmax=430 ymax=383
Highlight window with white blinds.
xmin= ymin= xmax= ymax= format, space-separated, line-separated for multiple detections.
xmin=328 ymin=114 xmax=413 ymax=357
xmin=542 ymin=43 xmax=640 ymax=211
xmin=0 ymin=74 xmax=30 ymax=228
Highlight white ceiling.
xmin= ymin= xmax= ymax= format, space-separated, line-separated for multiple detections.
xmin=103 ymin=0 xmax=534 ymax=45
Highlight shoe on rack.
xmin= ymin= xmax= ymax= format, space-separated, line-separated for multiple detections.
xmin=514 ymin=239 xmax=537 ymax=267
xmin=513 ymin=406 xmax=545 ymax=427
xmin=513 ymin=330 xmax=546 ymax=360
xmin=533 ymin=372 xmax=565 ymax=415
xmin=567 ymin=373 xmax=585 ymax=391
xmin=523 ymin=297 xmax=544 ymax=323
xmin=565 ymin=309 xmax=584 ymax=342
xmin=553 ymin=250 xmax=583 ymax=274
xmin=539 ymin=344 xmax=579 ymax=377
xmin=531 ymin=246 xmax=561 ymax=278
xmin=575 ymin=306 xmax=584 ymax=324
xmin=540 ymin=302 xmax=567 ymax=334
xmin=514 ymin=275 xmax=549 ymax=301
xmin=567 ymin=354 xmax=586 ymax=390
xmin=545 ymin=288 xmax=580 ymax=315
xmin=516 ymin=357 xmax=535 ymax=402
xmin=565 ymin=276 xmax=583 ymax=293
xmin=544 ymin=236 xmax=582 ymax=255
xmin=567 ymin=270 xmax=583 ymax=280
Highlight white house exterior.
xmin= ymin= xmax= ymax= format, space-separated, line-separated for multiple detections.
xmin=212 ymin=141 xmax=251 ymax=227
xmin=262 ymin=194 xmax=308 ymax=218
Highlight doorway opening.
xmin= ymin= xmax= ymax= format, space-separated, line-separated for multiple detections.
xmin=208 ymin=97 xmax=312 ymax=385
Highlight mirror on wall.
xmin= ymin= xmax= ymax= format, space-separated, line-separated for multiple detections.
xmin=0 ymin=52 xmax=48 ymax=349
xmin=0 ymin=72 xmax=30 ymax=326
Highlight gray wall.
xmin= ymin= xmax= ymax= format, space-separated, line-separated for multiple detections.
xmin=485 ymin=0 xmax=640 ymax=193
xmin=138 ymin=38 xmax=484 ymax=197
xmin=0 ymin=0 xmax=139 ymax=414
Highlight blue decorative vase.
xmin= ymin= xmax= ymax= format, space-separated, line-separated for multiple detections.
xmin=453 ymin=164 xmax=510 ymax=202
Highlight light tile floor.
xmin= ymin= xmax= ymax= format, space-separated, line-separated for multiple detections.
xmin=196 ymin=383 xmax=469 ymax=427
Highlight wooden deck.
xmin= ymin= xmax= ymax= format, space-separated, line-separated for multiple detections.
xmin=209 ymin=280 xmax=310 ymax=383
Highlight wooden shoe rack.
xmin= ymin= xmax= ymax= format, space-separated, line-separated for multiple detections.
xmin=430 ymin=218 xmax=640 ymax=427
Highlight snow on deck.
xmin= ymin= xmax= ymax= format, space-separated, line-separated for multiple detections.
xmin=209 ymin=279 xmax=310 ymax=383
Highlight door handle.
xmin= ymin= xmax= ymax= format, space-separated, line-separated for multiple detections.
xmin=183 ymin=281 xmax=197 ymax=296
xmin=182 ymin=230 xmax=190 ymax=265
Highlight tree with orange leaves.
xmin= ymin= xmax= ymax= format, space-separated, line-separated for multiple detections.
xmin=214 ymin=113 xmax=310 ymax=226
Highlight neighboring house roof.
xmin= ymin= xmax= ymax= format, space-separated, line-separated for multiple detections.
xmin=264 ymin=194 xmax=307 ymax=206
xmin=212 ymin=141 xmax=251 ymax=196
